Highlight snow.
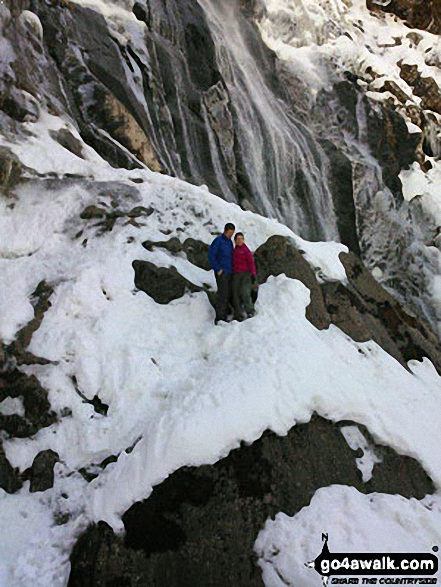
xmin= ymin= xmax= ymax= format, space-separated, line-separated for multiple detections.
xmin=1 ymin=0 xmax=441 ymax=583
xmin=400 ymin=161 xmax=441 ymax=202
xmin=1 ymin=108 xmax=441 ymax=584
xmin=340 ymin=425 xmax=382 ymax=483
xmin=0 ymin=397 xmax=25 ymax=418
xmin=254 ymin=485 xmax=441 ymax=586
xmin=258 ymin=0 xmax=441 ymax=116
xmin=0 ymin=468 xmax=88 ymax=587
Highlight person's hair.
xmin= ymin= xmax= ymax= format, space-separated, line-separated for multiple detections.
xmin=234 ymin=232 xmax=244 ymax=241
xmin=224 ymin=223 xmax=235 ymax=232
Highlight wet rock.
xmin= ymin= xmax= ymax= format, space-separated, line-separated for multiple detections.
xmin=319 ymin=140 xmax=360 ymax=255
xmin=326 ymin=80 xmax=418 ymax=201
xmin=26 ymin=449 xmax=59 ymax=493
xmin=68 ymin=415 xmax=434 ymax=587
xmin=254 ymin=235 xmax=331 ymax=330
xmin=133 ymin=260 xmax=203 ymax=304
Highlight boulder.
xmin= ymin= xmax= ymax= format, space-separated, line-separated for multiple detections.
xmin=133 ymin=260 xmax=203 ymax=304
xmin=27 ymin=449 xmax=59 ymax=493
xmin=254 ymin=235 xmax=331 ymax=330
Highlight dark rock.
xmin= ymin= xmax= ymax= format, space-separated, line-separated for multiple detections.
xmin=142 ymin=237 xmax=183 ymax=255
xmin=254 ymin=235 xmax=331 ymax=330
xmin=141 ymin=237 xmax=211 ymax=271
xmin=79 ymin=454 xmax=119 ymax=483
xmin=80 ymin=205 xmax=107 ymax=220
xmin=133 ymin=260 xmax=203 ymax=304
xmin=68 ymin=415 xmax=434 ymax=587
xmin=0 ymin=442 xmax=23 ymax=494
xmin=49 ymin=128 xmax=85 ymax=159
xmin=319 ymin=140 xmax=360 ymax=255
xmin=366 ymin=0 xmax=441 ymax=35
xmin=5 ymin=280 xmax=54 ymax=366
xmin=0 ymin=146 xmax=22 ymax=194
xmin=338 ymin=251 xmax=441 ymax=374
xmin=0 ymin=369 xmax=57 ymax=437
xmin=182 ymin=238 xmax=211 ymax=271
xmin=126 ymin=206 xmax=154 ymax=218
xmin=1 ymin=86 xmax=39 ymax=122
xmin=254 ymin=236 xmax=441 ymax=373
xmin=27 ymin=449 xmax=59 ymax=493
xmin=399 ymin=63 xmax=441 ymax=115
xmin=70 ymin=376 xmax=109 ymax=417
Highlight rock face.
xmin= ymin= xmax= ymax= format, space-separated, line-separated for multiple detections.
xmin=68 ymin=415 xmax=434 ymax=587
xmin=367 ymin=0 xmax=441 ymax=35
xmin=0 ymin=0 xmax=340 ymax=242
xmin=255 ymin=236 xmax=441 ymax=373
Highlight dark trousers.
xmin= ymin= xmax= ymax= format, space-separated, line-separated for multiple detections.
xmin=232 ymin=272 xmax=254 ymax=318
xmin=215 ymin=272 xmax=232 ymax=321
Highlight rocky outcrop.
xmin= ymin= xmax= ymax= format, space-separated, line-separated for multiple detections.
xmin=133 ymin=260 xmax=204 ymax=304
xmin=142 ymin=237 xmax=211 ymax=271
xmin=336 ymin=251 xmax=441 ymax=373
xmin=68 ymin=415 xmax=434 ymax=587
xmin=25 ymin=449 xmax=59 ymax=493
xmin=254 ymin=235 xmax=331 ymax=330
xmin=366 ymin=0 xmax=441 ymax=35
xmin=254 ymin=236 xmax=441 ymax=373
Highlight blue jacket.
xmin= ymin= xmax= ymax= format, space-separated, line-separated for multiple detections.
xmin=208 ymin=234 xmax=234 ymax=274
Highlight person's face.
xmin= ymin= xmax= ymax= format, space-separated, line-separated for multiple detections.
xmin=225 ymin=229 xmax=235 ymax=239
xmin=235 ymin=235 xmax=244 ymax=246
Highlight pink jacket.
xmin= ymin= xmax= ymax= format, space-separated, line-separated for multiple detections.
xmin=233 ymin=244 xmax=256 ymax=277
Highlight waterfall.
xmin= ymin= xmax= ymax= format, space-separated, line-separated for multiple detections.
xmin=197 ymin=0 xmax=339 ymax=242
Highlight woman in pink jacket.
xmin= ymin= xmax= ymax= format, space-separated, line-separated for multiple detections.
xmin=232 ymin=232 xmax=257 ymax=321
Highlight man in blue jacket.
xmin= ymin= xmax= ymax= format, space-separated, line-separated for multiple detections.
xmin=208 ymin=223 xmax=235 ymax=324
